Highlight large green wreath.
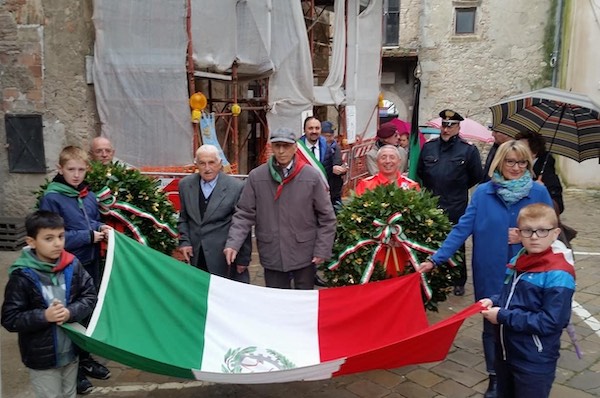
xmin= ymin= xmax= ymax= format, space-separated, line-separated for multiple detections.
xmin=86 ymin=161 xmax=178 ymax=255
xmin=35 ymin=161 xmax=178 ymax=255
xmin=322 ymin=184 xmax=461 ymax=311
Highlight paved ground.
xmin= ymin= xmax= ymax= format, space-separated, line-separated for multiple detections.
xmin=2 ymin=189 xmax=599 ymax=397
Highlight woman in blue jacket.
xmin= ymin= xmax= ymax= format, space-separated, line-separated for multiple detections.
xmin=419 ymin=140 xmax=553 ymax=398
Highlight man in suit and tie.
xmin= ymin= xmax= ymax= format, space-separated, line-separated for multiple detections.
xmin=178 ymin=145 xmax=252 ymax=283
xmin=299 ymin=116 xmax=334 ymax=178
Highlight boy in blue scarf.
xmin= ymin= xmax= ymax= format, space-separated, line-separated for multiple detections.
xmin=1 ymin=211 xmax=97 ymax=398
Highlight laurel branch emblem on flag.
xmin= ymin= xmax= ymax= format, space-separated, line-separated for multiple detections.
xmin=222 ymin=347 xmax=296 ymax=373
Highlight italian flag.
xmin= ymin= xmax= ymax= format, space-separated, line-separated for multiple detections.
xmin=65 ymin=231 xmax=481 ymax=383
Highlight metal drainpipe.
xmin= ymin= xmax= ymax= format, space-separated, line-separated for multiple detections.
xmin=551 ymin=0 xmax=564 ymax=87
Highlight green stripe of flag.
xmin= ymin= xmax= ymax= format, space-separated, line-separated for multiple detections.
xmin=69 ymin=231 xmax=212 ymax=376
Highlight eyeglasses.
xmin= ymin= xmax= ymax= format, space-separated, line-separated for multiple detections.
xmin=518 ymin=228 xmax=555 ymax=238
xmin=93 ymin=149 xmax=114 ymax=154
xmin=441 ymin=121 xmax=459 ymax=128
xmin=504 ymin=159 xmax=528 ymax=168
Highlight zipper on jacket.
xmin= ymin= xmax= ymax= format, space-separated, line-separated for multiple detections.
xmin=500 ymin=271 xmax=524 ymax=360
xmin=81 ymin=201 xmax=97 ymax=262
xmin=532 ymin=334 xmax=543 ymax=352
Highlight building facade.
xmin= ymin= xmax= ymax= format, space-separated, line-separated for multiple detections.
xmin=1 ymin=0 xmax=98 ymax=215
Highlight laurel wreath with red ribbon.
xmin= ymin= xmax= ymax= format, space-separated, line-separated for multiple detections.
xmin=328 ymin=212 xmax=457 ymax=300
xmin=323 ymin=184 xmax=461 ymax=311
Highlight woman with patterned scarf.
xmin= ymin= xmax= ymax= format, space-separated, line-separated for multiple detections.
xmin=418 ymin=140 xmax=553 ymax=398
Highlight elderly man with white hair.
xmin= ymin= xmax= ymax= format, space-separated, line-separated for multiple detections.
xmin=178 ymin=145 xmax=252 ymax=282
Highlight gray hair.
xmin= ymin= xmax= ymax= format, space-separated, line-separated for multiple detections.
xmin=195 ymin=145 xmax=221 ymax=162
xmin=376 ymin=145 xmax=401 ymax=160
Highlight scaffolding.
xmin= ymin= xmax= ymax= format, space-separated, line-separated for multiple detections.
xmin=186 ymin=0 xmax=339 ymax=174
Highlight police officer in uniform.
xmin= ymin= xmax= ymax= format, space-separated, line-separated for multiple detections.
xmin=417 ymin=109 xmax=483 ymax=295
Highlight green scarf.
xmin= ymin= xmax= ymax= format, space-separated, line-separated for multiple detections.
xmin=267 ymin=156 xmax=305 ymax=200
xmin=9 ymin=248 xmax=74 ymax=284
xmin=44 ymin=181 xmax=89 ymax=209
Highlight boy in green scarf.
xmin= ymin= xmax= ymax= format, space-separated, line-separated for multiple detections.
xmin=38 ymin=145 xmax=112 ymax=394
xmin=1 ymin=211 xmax=97 ymax=398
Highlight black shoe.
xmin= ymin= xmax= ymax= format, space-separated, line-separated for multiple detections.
xmin=80 ymin=357 xmax=111 ymax=380
xmin=453 ymin=285 xmax=465 ymax=296
xmin=484 ymin=374 xmax=498 ymax=398
xmin=314 ymin=274 xmax=328 ymax=287
xmin=77 ymin=372 xmax=93 ymax=395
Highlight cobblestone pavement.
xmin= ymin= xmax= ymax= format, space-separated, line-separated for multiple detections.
xmin=2 ymin=189 xmax=599 ymax=398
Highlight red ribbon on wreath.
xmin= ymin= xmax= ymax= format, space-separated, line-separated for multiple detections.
xmin=329 ymin=212 xmax=457 ymax=300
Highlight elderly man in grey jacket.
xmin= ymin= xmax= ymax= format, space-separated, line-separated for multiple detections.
xmin=224 ymin=127 xmax=337 ymax=289
xmin=178 ymin=145 xmax=252 ymax=282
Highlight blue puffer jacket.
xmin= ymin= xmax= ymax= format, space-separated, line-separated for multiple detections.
xmin=39 ymin=189 xmax=103 ymax=264
xmin=492 ymin=241 xmax=575 ymax=374
xmin=432 ymin=181 xmax=553 ymax=300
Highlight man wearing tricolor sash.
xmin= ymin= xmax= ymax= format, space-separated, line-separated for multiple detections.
xmin=299 ymin=117 xmax=335 ymax=182
xmin=225 ymin=127 xmax=336 ymax=289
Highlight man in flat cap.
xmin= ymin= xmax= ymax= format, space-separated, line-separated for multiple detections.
xmin=224 ymin=127 xmax=336 ymax=290
xmin=417 ymin=109 xmax=483 ymax=296
xmin=366 ymin=122 xmax=408 ymax=176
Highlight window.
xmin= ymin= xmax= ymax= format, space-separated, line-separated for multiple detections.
xmin=455 ymin=7 xmax=476 ymax=34
xmin=5 ymin=114 xmax=46 ymax=173
xmin=383 ymin=0 xmax=400 ymax=46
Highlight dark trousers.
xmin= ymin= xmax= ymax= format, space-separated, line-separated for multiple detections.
xmin=79 ymin=257 xmax=101 ymax=362
xmin=483 ymin=319 xmax=496 ymax=375
xmin=193 ymin=247 xmax=209 ymax=272
xmin=453 ymin=244 xmax=467 ymax=287
xmin=226 ymin=265 xmax=250 ymax=284
xmin=264 ymin=265 xmax=314 ymax=290
xmin=495 ymin=358 xmax=555 ymax=398
xmin=193 ymin=248 xmax=250 ymax=284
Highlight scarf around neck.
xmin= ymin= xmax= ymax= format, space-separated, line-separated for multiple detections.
xmin=268 ymin=156 xmax=305 ymax=200
xmin=44 ymin=175 xmax=89 ymax=208
xmin=9 ymin=248 xmax=75 ymax=284
xmin=492 ymin=169 xmax=533 ymax=205
xmin=511 ymin=245 xmax=576 ymax=279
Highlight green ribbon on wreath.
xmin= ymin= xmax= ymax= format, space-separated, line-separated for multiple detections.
xmin=95 ymin=186 xmax=178 ymax=246
xmin=328 ymin=212 xmax=457 ymax=300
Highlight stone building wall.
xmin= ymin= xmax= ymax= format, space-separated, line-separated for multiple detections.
xmin=0 ymin=0 xmax=97 ymax=216
xmin=384 ymin=0 xmax=551 ymax=127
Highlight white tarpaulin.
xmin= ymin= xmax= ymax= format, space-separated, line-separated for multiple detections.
xmin=348 ymin=0 xmax=382 ymax=142
xmin=93 ymin=0 xmax=193 ymax=167
xmin=313 ymin=0 xmax=346 ymax=106
xmin=93 ymin=0 xmax=382 ymax=165
xmin=314 ymin=0 xmax=382 ymax=142
xmin=191 ymin=0 xmax=314 ymax=135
